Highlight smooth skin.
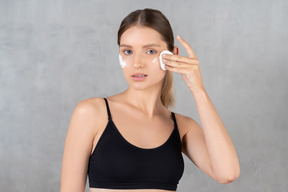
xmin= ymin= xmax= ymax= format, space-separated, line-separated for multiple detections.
xmin=60 ymin=26 xmax=240 ymax=192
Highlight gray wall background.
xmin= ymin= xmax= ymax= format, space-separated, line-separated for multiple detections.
xmin=0 ymin=0 xmax=287 ymax=191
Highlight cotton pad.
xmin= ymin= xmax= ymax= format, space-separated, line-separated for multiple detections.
xmin=159 ymin=50 xmax=173 ymax=71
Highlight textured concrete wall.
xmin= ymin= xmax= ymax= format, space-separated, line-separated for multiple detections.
xmin=0 ymin=0 xmax=287 ymax=191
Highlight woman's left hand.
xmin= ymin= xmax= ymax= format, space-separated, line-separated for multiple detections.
xmin=162 ymin=35 xmax=205 ymax=93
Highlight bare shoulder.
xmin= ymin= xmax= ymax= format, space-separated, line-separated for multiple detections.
xmin=75 ymin=97 xmax=106 ymax=114
xmin=173 ymin=112 xmax=202 ymax=140
xmin=72 ymin=97 xmax=107 ymax=133
xmin=76 ymin=97 xmax=105 ymax=110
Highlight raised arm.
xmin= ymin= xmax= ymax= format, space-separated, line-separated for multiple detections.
xmin=163 ymin=35 xmax=240 ymax=183
xmin=181 ymin=89 xmax=240 ymax=184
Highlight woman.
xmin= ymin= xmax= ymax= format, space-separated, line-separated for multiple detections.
xmin=60 ymin=8 xmax=240 ymax=192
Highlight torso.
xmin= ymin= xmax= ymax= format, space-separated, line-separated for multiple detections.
xmin=87 ymin=95 xmax=189 ymax=192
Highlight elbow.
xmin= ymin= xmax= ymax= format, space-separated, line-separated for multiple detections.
xmin=217 ymin=174 xmax=239 ymax=184
xmin=216 ymin=169 xmax=240 ymax=184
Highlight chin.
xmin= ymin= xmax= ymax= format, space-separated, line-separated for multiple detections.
xmin=129 ymin=84 xmax=149 ymax=90
xmin=128 ymin=80 xmax=164 ymax=91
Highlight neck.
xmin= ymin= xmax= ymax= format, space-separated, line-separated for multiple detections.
xmin=122 ymin=84 xmax=165 ymax=118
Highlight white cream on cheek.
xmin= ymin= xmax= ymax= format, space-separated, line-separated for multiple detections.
xmin=118 ymin=54 xmax=127 ymax=68
xmin=152 ymin=56 xmax=164 ymax=71
xmin=152 ymin=57 xmax=158 ymax=64
xmin=152 ymin=57 xmax=162 ymax=70
xmin=152 ymin=55 xmax=166 ymax=71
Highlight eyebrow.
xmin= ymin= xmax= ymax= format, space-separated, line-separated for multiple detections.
xmin=119 ymin=43 xmax=161 ymax=48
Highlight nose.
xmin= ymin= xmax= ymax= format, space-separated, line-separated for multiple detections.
xmin=133 ymin=54 xmax=145 ymax=69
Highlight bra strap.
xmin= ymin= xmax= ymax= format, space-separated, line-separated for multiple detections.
xmin=171 ymin=112 xmax=181 ymax=143
xmin=171 ymin=112 xmax=177 ymax=127
xmin=103 ymin=98 xmax=112 ymax=120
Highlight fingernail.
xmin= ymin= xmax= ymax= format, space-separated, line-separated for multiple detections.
xmin=162 ymin=54 xmax=167 ymax=58
xmin=177 ymin=35 xmax=181 ymax=39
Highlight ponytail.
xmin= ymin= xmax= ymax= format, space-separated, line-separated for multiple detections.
xmin=160 ymin=70 xmax=175 ymax=110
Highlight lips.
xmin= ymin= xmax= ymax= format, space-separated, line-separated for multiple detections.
xmin=131 ymin=73 xmax=148 ymax=81
xmin=131 ymin=73 xmax=148 ymax=77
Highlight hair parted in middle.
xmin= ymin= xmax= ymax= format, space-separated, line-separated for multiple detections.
xmin=117 ymin=8 xmax=175 ymax=109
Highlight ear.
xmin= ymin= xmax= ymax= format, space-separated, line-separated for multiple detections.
xmin=173 ymin=46 xmax=179 ymax=55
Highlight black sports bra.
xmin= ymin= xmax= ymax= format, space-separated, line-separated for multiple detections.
xmin=87 ymin=98 xmax=184 ymax=191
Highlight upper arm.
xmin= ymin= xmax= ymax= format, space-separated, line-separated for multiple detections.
xmin=181 ymin=116 xmax=217 ymax=181
xmin=60 ymin=98 xmax=102 ymax=192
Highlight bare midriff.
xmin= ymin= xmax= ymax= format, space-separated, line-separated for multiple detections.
xmin=89 ymin=188 xmax=176 ymax=192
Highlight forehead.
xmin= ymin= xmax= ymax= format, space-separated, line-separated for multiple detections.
xmin=120 ymin=26 xmax=165 ymax=46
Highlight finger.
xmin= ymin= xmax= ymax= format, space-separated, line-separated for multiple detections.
xmin=164 ymin=64 xmax=190 ymax=74
xmin=176 ymin=35 xmax=198 ymax=59
xmin=162 ymin=54 xmax=195 ymax=64
xmin=163 ymin=59 xmax=198 ymax=68
xmin=163 ymin=60 xmax=186 ymax=68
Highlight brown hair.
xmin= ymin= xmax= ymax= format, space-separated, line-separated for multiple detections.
xmin=117 ymin=8 xmax=175 ymax=109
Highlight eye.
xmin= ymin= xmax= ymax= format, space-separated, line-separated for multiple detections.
xmin=124 ymin=50 xmax=132 ymax=55
xmin=147 ymin=49 xmax=157 ymax=54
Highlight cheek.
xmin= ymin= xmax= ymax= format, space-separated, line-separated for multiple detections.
xmin=152 ymin=56 xmax=164 ymax=71
xmin=119 ymin=54 xmax=127 ymax=68
xmin=152 ymin=57 xmax=158 ymax=64
xmin=119 ymin=54 xmax=136 ymax=69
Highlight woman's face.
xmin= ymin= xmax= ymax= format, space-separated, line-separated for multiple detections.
xmin=119 ymin=26 xmax=169 ymax=90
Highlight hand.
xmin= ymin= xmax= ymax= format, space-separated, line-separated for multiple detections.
xmin=162 ymin=35 xmax=205 ymax=93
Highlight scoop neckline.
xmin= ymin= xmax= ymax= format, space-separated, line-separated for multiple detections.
xmin=110 ymin=115 xmax=176 ymax=151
